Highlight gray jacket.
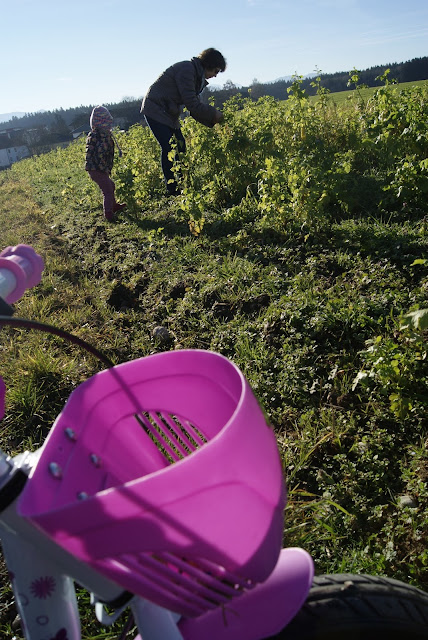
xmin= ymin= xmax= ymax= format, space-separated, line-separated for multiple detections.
xmin=141 ymin=57 xmax=217 ymax=129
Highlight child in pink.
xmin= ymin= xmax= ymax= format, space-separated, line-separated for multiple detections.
xmin=85 ymin=106 xmax=125 ymax=221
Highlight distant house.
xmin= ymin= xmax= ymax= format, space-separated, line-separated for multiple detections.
xmin=71 ymin=124 xmax=90 ymax=139
xmin=0 ymin=145 xmax=31 ymax=169
xmin=0 ymin=126 xmax=25 ymax=140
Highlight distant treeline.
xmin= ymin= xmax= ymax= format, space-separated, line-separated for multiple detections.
xmin=0 ymin=98 xmax=143 ymax=132
xmin=1 ymin=56 xmax=427 ymax=132
xmin=206 ymin=55 xmax=428 ymax=106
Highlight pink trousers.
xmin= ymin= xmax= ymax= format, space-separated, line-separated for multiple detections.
xmin=88 ymin=170 xmax=117 ymax=218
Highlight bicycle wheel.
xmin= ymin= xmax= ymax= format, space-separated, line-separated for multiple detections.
xmin=269 ymin=573 xmax=428 ymax=640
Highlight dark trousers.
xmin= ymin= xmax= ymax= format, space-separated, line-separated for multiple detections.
xmin=145 ymin=115 xmax=186 ymax=195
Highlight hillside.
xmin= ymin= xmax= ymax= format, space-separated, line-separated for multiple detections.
xmin=0 ymin=73 xmax=427 ymax=638
xmin=0 ymin=111 xmax=26 ymax=123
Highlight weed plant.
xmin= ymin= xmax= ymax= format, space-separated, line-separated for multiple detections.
xmin=0 ymin=73 xmax=427 ymax=638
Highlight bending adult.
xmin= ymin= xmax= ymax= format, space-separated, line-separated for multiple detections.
xmin=141 ymin=47 xmax=226 ymax=195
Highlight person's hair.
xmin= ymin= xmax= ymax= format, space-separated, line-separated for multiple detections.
xmin=198 ymin=48 xmax=226 ymax=72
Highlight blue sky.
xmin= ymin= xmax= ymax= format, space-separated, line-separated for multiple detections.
xmin=1 ymin=0 xmax=427 ymax=115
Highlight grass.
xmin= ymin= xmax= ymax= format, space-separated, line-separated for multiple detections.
xmin=0 ymin=80 xmax=427 ymax=638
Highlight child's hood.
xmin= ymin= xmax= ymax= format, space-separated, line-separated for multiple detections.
xmin=90 ymin=105 xmax=113 ymax=130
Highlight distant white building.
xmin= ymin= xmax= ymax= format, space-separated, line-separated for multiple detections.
xmin=0 ymin=145 xmax=31 ymax=169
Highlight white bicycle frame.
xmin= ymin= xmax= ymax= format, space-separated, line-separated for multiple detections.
xmin=0 ymin=446 xmax=185 ymax=640
xmin=0 ymin=252 xmax=183 ymax=640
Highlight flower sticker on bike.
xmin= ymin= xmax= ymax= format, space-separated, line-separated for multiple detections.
xmin=49 ymin=628 xmax=69 ymax=640
xmin=30 ymin=575 xmax=56 ymax=599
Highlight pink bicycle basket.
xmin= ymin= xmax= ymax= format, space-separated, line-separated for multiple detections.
xmin=18 ymin=350 xmax=286 ymax=618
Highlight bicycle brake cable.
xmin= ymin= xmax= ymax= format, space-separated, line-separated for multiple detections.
xmin=0 ymin=316 xmax=114 ymax=368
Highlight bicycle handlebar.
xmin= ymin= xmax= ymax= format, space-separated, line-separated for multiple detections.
xmin=0 ymin=244 xmax=44 ymax=304
xmin=0 ymin=244 xmax=44 ymax=418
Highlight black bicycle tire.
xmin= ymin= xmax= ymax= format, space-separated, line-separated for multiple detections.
xmin=268 ymin=573 xmax=428 ymax=640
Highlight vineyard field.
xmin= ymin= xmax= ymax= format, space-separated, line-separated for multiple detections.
xmin=0 ymin=73 xmax=427 ymax=638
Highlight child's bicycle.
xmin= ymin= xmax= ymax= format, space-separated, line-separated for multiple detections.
xmin=0 ymin=244 xmax=427 ymax=640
